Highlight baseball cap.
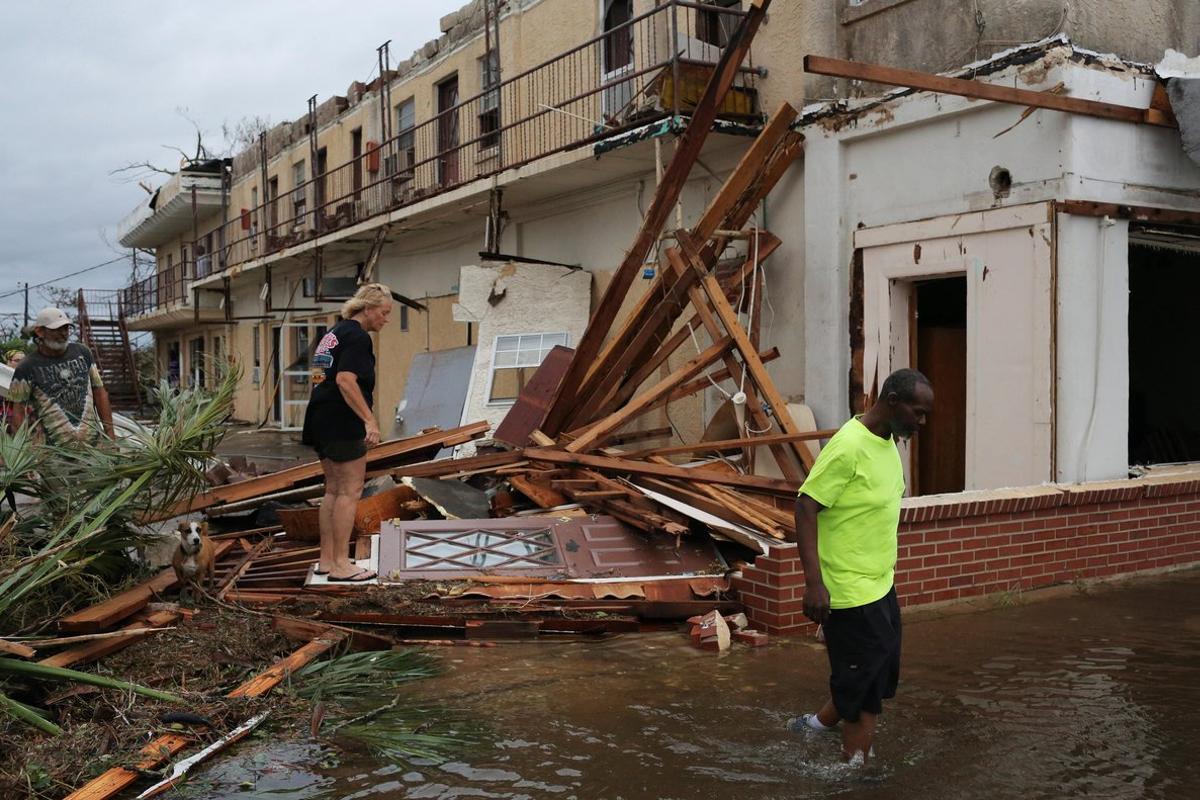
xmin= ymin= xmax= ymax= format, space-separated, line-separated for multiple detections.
xmin=34 ymin=308 xmax=71 ymax=330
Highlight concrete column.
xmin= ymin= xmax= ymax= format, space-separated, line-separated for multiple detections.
xmin=802 ymin=133 xmax=850 ymax=429
xmin=1054 ymin=213 xmax=1129 ymax=483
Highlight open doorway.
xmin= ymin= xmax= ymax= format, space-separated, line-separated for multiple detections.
xmin=1128 ymin=242 xmax=1200 ymax=464
xmin=912 ymin=276 xmax=967 ymax=495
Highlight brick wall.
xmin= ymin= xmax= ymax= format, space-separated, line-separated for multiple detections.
xmin=732 ymin=473 xmax=1200 ymax=634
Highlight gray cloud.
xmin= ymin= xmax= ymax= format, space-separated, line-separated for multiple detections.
xmin=0 ymin=0 xmax=466 ymax=319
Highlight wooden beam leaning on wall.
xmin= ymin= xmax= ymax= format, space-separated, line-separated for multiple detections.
xmin=802 ymin=55 xmax=1177 ymax=128
xmin=675 ymin=229 xmax=816 ymax=473
xmin=540 ymin=0 xmax=775 ymax=436
xmin=556 ymin=107 xmax=801 ymax=433
xmin=575 ymin=232 xmax=782 ymax=425
xmin=661 ymin=245 xmax=803 ymax=482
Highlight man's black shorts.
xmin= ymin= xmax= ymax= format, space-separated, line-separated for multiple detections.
xmin=823 ymin=587 xmax=901 ymax=722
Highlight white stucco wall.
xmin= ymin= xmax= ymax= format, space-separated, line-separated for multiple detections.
xmin=793 ymin=47 xmax=1200 ymax=488
xmin=453 ymin=262 xmax=592 ymax=448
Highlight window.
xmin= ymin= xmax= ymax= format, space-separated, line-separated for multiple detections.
xmin=385 ymin=520 xmax=566 ymax=578
xmin=603 ymin=0 xmax=634 ymax=73
xmin=267 ymin=176 xmax=279 ymax=230
xmin=486 ymin=332 xmax=568 ymax=404
xmin=250 ymin=186 xmax=259 ymax=245
xmin=696 ymin=0 xmax=740 ymax=47
xmin=391 ymin=98 xmax=416 ymax=178
xmin=478 ymin=52 xmax=500 ymax=150
xmin=292 ymin=160 xmax=307 ymax=224
xmin=252 ymin=325 xmax=261 ymax=385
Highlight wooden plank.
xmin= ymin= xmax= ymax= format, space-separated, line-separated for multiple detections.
xmin=664 ymin=245 xmax=801 ymax=481
xmin=39 ymin=610 xmax=180 ymax=669
xmin=272 ymin=615 xmax=394 ymax=652
xmin=151 ymin=423 xmax=490 ymax=521
xmin=0 ymin=639 xmax=35 ymax=658
xmin=692 ymin=102 xmax=799 ymax=240
xmin=666 ymin=347 xmax=781 ymax=404
xmin=508 ymin=474 xmax=568 ymax=509
xmin=1056 ymin=199 xmax=1200 ymax=226
xmin=64 ymin=633 xmax=344 ymax=800
xmin=525 ymin=449 xmax=799 ymax=495
xmin=541 ymin=0 xmax=774 ymax=434
xmin=57 ymin=540 xmax=236 ymax=633
xmin=623 ymin=429 xmax=837 ymax=459
xmin=802 ymin=54 xmax=1175 ymax=128
xmin=589 ymin=235 xmax=783 ymax=423
xmin=493 ymin=345 xmax=575 ymax=447
xmin=676 ymin=229 xmax=816 ymax=472
xmin=565 ymin=338 xmax=733 ymax=453
xmin=216 ymin=537 xmax=273 ymax=600
xmin=391 ymin=449 xmax=524 ymax=479
xmin=228 ymin=633 xmax=345 ymax=698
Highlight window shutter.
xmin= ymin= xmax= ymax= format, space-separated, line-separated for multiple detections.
xmin=366 ymin=141 xmax=381 ymax=173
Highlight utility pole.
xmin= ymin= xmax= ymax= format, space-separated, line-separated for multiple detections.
xmin=22 ymin=282 xmax=29 ymax=331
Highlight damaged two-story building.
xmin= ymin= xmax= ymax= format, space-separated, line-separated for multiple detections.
xmin=98 ymin=0 xmax=1200 ymax=502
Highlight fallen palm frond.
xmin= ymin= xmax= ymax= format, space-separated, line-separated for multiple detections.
xmin=0 ymin=367 xmax=238 ymax=735
xmin=0 ymin=658 xmax=185 ymax=705
xmin=0 ymin=693 xmax=61 ymax=736
xmin=293 ymin=649 xmax=440 ymax=702
xmin=294 ymin=649 xmax=479 ymax=762
xmin=335 ymin=705 xmax=480 ymax=762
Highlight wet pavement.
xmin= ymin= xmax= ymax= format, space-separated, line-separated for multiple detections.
xmin=190 ymin=569 xmax=1200 ymax=799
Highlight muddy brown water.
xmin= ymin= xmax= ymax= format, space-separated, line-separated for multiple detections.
xmin=190 ymin=569 xmax=1200 ymax=799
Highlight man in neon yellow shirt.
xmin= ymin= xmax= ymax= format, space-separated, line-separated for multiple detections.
xmin=790 ymin=368 xmax=933 ymax=764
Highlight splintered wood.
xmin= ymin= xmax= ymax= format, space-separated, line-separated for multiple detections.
xmin=390 ymin=0 xmax=819 ymax=549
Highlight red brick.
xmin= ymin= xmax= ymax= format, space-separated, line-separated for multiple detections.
xmin=923 ymin=554 xmax=950 ymax=567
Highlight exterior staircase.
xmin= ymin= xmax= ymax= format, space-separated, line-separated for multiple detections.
xmin=76 ymin=290 xmax=142 ymax=412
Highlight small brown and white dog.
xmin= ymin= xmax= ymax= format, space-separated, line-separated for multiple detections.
xmin=173 ymin=520 xmax=215 ymax=604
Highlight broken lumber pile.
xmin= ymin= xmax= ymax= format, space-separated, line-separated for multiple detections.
xmin=378 ymin=89 xmax=814 ymax=554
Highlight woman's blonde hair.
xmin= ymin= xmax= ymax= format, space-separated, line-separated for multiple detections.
xmin=341 ymin=282 xmax=392 ymax=320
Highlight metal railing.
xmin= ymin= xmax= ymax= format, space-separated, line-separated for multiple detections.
xmin=198 ymin=0 xmax=760 ymax=274
xmin=120 ymin=260 xmax=191 ymax=318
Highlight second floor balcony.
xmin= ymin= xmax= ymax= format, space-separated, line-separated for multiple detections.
xmin=118 ymin=160 xmax=228 ymax=249
xmin=197 ymin=0 xmax=762 ymax=275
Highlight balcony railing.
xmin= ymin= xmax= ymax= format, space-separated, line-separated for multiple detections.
xmin=199 ymin=0 xmax=760 ymax=275
xmin=122 ymin=260 xmax=191 ymax=318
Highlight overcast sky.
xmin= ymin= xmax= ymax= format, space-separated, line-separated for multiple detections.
xmin=0 ymin=0 xmax=466 ymax=322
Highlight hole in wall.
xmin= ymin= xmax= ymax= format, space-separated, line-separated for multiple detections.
xmin=989 ymin=166 xmax=1013 ymax=199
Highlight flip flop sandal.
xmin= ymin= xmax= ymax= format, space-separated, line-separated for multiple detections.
xmin=327 ymin=569 xmax=377 ymax=583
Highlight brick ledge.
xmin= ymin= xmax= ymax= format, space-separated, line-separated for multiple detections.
xmin=899 ymin=466 xmax=1200 ymax=523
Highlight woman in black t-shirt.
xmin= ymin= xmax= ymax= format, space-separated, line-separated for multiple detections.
xmin=301 ymin=283 xmax=393 ymax=581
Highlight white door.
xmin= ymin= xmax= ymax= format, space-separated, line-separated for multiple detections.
xmin=856 ymin=203 xmax=1055 ymax=491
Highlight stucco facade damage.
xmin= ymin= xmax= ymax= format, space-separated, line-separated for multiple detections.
xmin=792 ymin=41 xmax=1200 ymax=490
xmin=452 ymin=262 xmax=591 ymax=451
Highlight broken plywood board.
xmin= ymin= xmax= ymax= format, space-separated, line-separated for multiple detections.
xmin=401 ymin=476 xmax=490 ymax=520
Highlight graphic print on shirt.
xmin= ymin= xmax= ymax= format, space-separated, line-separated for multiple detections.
xmin=8 ymin=343 xmax=104 ymax=444
xmin=310 ymin=331 xmax=339 ymax=386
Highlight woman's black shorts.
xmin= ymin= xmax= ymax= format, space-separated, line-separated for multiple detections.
xmin=823 ymin=587 xmax=901 ymax=722
xmin=313 ymin=439 xmax=368 ymax=463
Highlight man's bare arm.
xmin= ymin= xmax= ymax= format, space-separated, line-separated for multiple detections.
xmin=794 ymin=493 xmax=831 ymax=624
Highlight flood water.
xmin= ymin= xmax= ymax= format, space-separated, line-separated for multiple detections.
xmin=193 ymin=569 xmax=1200 ymax=799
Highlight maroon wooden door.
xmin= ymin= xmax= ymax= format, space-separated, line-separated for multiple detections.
xmin=437 ymin=76 xmax=460 ymax=186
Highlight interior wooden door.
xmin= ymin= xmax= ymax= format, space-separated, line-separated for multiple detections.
xmin=914 ymin=277 xmax=967 ymax=495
